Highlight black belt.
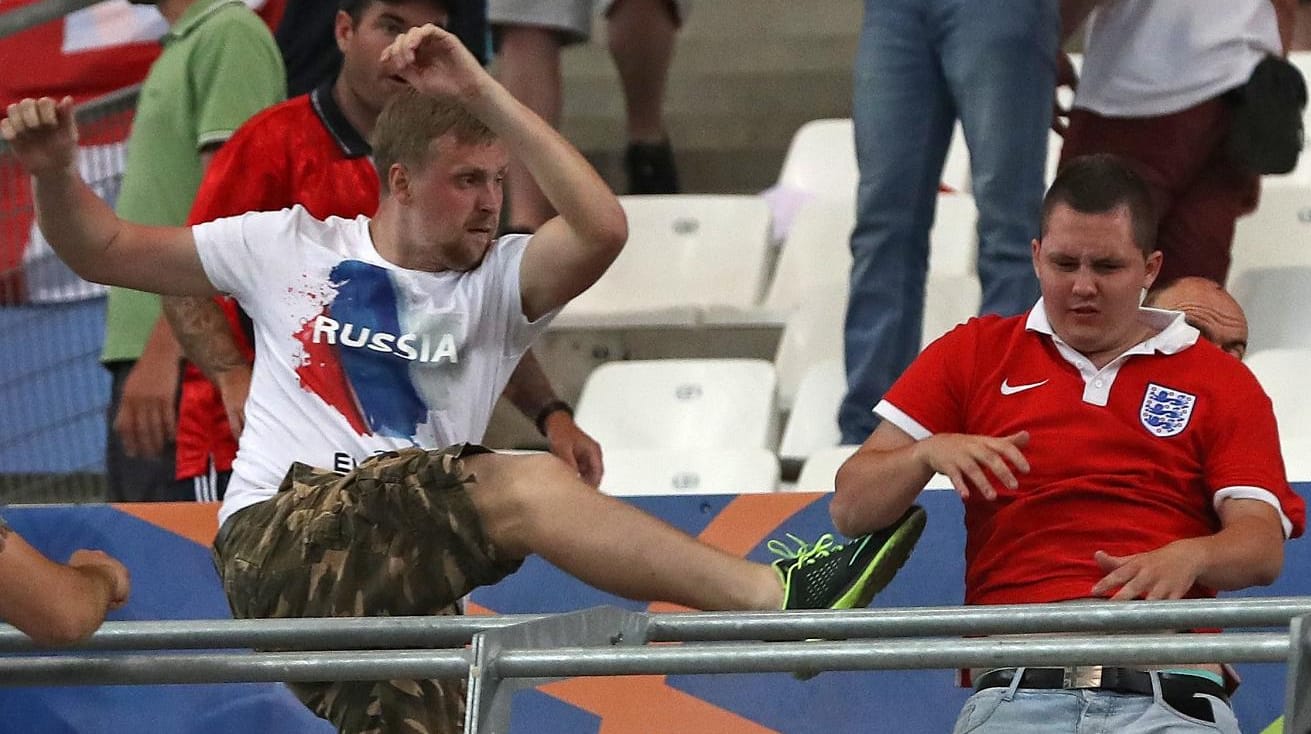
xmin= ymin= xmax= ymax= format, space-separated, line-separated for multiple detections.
xmin=974 ymin=667 xmax=1229 ymax=724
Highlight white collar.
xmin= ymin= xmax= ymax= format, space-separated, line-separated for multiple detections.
xmin=1025 ymin=297 xmax=1200 ymax=358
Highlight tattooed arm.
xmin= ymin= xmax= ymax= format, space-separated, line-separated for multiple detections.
xmin=0 ymin=518 xmax=130 ymax=645
xmin=161 ymin=295 xmax=252 ymax=437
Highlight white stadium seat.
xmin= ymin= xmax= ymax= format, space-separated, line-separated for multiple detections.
xmin=1229 ymin=266 xmax=1311 ymax=354
xmin=600 ymin=448 xmax=780 ymax=496
xmin=1246 ymin=348 xmax=1311 ymax=444
xmin=922 ymin=272 xmax=981 ymax=348
xmin=778 ymin=360 xmax=846 ymax=461
xmin=1229 ymin=186 xmax=1311 ymax=283
xmin=774 ymin=288 xmax=845 ymax=410
xmin=554 ymin=194 xmax=772 ymax=328
xmin=575 ymin=358 xmax=778 ymax=450
xmin=792 ymin=444 xmax=859 ymax=492
xmin=792 ymin=444 xmax=956 ymax=492
xmin=775 ymin=119 xmax=858 ymax=201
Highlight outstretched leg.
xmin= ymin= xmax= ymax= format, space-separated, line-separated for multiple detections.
xmin=464 ymin=452 xmax=782 ymax=610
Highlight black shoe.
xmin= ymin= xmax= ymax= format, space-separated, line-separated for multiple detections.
xmin=624 ymin=139 xmax=680 ymax=195
xmin=772 ymin=505 xmax=927 ymax=610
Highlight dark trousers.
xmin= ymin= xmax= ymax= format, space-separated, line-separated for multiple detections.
xmin=104 ymin=360 xmax=194 ymax=502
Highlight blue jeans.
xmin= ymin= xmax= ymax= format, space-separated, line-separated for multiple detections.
xmin=953 ymin=679 xmax=1240 ymax=733
xmin=839 ymin=0 xmax=1058 ymax=443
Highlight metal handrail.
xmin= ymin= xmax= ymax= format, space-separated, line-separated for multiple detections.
xmin=1 ymin=596 xmax=1305 ymax=653
xmin=0 ymin=633 xmax=1290 ymax=687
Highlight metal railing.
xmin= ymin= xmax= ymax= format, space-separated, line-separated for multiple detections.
xmin=0 ymin=598 xmax=1305 ymax=734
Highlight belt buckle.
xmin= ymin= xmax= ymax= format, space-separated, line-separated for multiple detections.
xmin=1062 ymin=666 xmax=1104 ymax=689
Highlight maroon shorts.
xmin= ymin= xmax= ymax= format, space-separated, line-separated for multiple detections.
xmin=1060 ymin=96 xmax=1260 ymax=286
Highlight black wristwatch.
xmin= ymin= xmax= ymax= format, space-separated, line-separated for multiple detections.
xmin=534 ymin=400 xmax=574 ymax=436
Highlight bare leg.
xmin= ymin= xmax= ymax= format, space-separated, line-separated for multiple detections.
xmin=495 ymin=25 xmax=563 ymax=230
xmin=463 ymin=452 xmax=783 ymax=611
xmin=606 ymin=0 xmax=679 ymax=144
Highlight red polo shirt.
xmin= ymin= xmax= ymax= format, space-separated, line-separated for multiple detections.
xmin=876 ymin=302 xmax=1305 ymax=606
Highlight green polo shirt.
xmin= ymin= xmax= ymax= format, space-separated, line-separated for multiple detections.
xmin=101 ymin=0 xmax=284 ymax=363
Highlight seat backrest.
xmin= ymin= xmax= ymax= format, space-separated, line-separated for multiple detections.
xmin=563 ymin=194 xmax=773 ymax=318
xmin=1246 ymin=348 xmax=1311 ymax=443
xmin=575 ymin=358 xmax=779 ymax=450
xmin=791 ymin=444 xmax=859 ymax=492
xmin=762 ymin=195 xmax=855 ymax=313
xmin=1281 ymin=436 xmax=1311 ymax=483
xmin=941 ymin=123 xmax=971 ymax=193
xmin=774 ymin=288 xmax=846 ymax=409
xmin=1229 ymin=186 xmax=1311 ymax=284
xmin=927 ymin=193 xmax=978 ymax=278
xmin=600 ymin=448 xmax=780 ymax=496
xmin=763 ymin=192 xmax=979 ymax=315
xmin=921 ymin=272 xmax=981 ymax=349
xmin=1229 ymin=266 xmax=1311 ymax=353
xmin=778 ymin=359 xmax=846 ymax=459
xmin=776 ymin=119 xmax=858 ymax=199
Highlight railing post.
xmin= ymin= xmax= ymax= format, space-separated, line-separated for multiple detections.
xmin=465 ymin=607 xmax=649 ymax=734
xmin=1287 ymin=613 xmax=1311 ymax=734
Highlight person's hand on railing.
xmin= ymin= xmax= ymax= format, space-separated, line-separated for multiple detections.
xmin=1 ymin=97 xmax=79 ymax=177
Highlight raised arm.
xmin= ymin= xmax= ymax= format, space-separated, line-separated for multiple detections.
xmin=1 ymin=97 xmax=216 ymax=297
xmin=381 ymin=25 xmax=627 ymax=321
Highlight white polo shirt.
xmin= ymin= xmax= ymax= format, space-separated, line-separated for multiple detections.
xmin=1075 ymin=0 xmax=1280 ymax=117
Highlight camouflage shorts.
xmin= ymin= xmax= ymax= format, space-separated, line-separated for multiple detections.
xmin=212 ymin=445 xmax=523 ymax=734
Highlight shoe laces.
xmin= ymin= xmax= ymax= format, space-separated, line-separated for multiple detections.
xmin=768 ymin=533 xmax=840 ymax=567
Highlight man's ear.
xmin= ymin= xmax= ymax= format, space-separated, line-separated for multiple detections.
xmin=1143 ymin=250 xmax=1164 ymax=290
xmin=388 ymin=163 xmax=411 ymax=203
xmin=1031 ymin=238 xmax=1042 ymax=278
xmin=334 ymin=10 xmax=354 ymax=53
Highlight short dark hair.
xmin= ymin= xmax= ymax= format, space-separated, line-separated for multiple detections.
xmin=338 ymin=0 xmax=450 ymax=23
xmin=371 ymin=88 xmax=497 ymax=192
xmin=1041 ymin=153 xmax=1158 ymax=255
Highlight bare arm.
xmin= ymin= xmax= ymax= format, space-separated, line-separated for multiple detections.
xmin=1 ymin=97 xmax=215 ymax=297
xmin=161 ymin=295 xmax=252 ymax=437
xmin=832 ymin=420 xmax=1030 ymax=536
xmin=0 ymin=523 xmax=130 ymax=646
xmin=499 ymin=351 xmax=604 ymax=486
xmin=382 ymin=25 xmax=627 ymax=321
xmin=162 ymin=296 xmax=248 ymax=382
xmin=1092 ymin=498 xmax=1286 ymax=600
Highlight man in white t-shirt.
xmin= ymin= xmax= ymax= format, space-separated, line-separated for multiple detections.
xmin=1059 ymin=0 xmax=1294 ymax=287
xmin=3 ymin=24 xmax=926 ymax=733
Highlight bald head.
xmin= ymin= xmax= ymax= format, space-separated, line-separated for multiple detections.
xmin=1146 ymin=277 xmax=1248 ymax=360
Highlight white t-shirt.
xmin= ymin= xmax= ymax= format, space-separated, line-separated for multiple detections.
xmin=193 ymin=207 xmax=553 ymax=525
xmin=1075 ymin=0 xmax=1280 ymax=117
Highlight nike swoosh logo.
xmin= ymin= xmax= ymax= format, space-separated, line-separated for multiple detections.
xmin=1000 ymin=379 xmax=1049 ymax=396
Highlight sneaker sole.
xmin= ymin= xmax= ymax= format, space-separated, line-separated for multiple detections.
xmin=830 ymin=506 xmax=927 ymax=610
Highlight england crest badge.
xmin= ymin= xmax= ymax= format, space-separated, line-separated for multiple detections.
xmin=1140 ymin=383 xmax=1196 ymax=437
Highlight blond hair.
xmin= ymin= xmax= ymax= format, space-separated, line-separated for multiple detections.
xmin=370 ymin=88 xmax=496 ymax=192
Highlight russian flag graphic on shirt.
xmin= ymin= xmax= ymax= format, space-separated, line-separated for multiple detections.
xmin=292 ymin=260 xmax=462 ymax=438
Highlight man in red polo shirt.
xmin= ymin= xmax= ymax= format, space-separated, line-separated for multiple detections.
xmin=831 ymin=154 xmax=1305 ymax=733
xmin=163 ymin=0 xmax=603 ymax=500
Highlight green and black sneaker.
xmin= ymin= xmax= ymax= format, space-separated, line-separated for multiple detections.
xmin=771 ymin=505 xmax=927 ymax=610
